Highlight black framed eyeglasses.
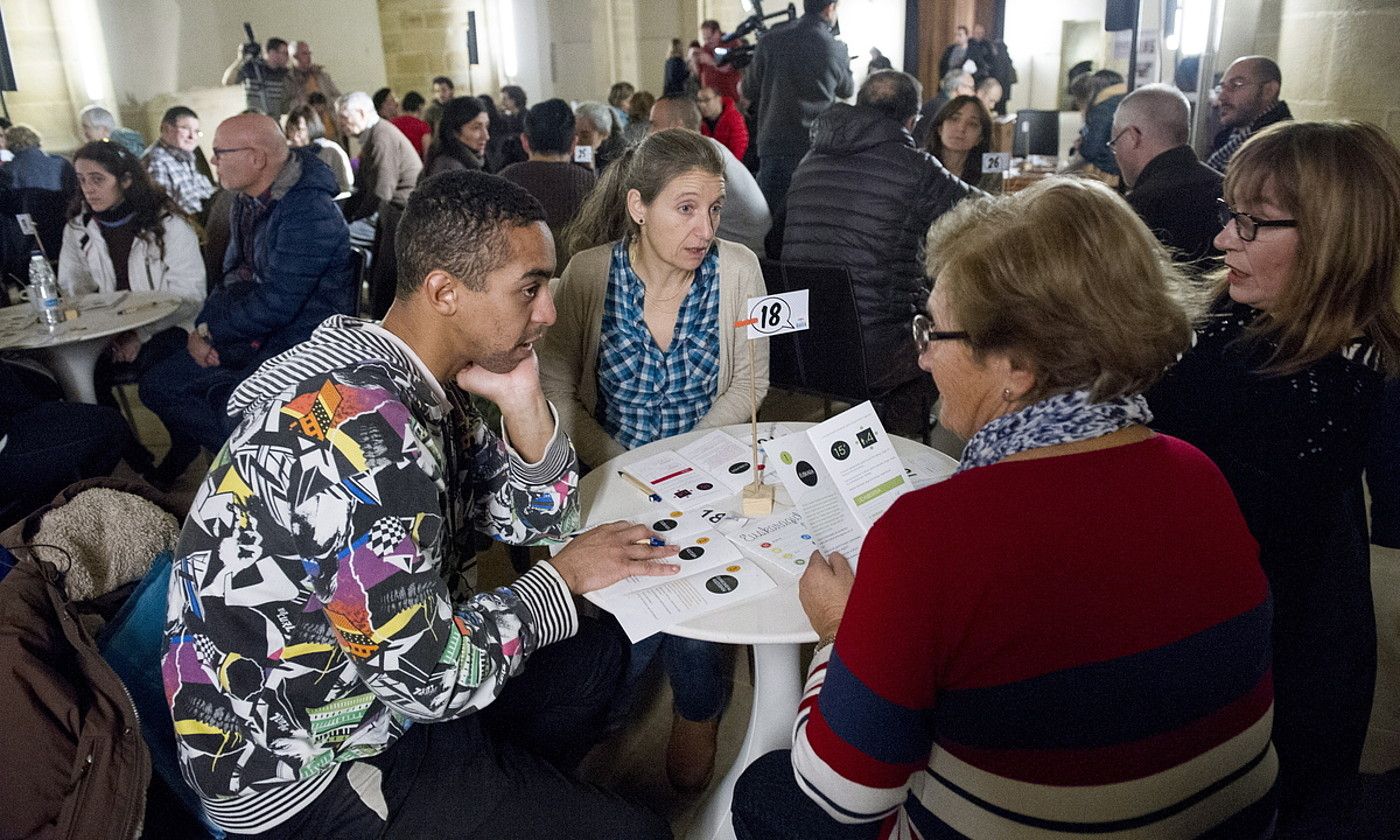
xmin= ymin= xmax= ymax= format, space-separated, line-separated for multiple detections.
xmin=912 ymin=314 xmax=969 ymax=353
xmin=1216 ymin=199 xmax=1298 ymax=242
xmin=210 ymin=146 xmax=253 ymax=161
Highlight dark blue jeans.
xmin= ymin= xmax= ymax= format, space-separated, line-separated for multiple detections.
xmin=1369 ymin=378 xmax=1400 ymax=548
xmin=0 ymin=400 xmax=131 ymax=529
xmin=732 ymin=750 xmax=881 ymax=840
xmin=625 ymin=632 xmax=732 ymax=723
xmin=138 ymin=345 xmax=246 ymax=455
xmin=756 ymin=153 xmax=803 ymax=219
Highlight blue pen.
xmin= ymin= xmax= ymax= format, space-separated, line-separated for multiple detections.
xmin=619 ymin=470 xmax=663 ymax=503
xmin=648 ymin=537 xmax=668 ymax=547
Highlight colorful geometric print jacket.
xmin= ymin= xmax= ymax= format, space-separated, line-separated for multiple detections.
xmin=163 ymin=316 xmax=581 ymax=808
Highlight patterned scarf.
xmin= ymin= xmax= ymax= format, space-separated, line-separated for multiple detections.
xmin=955 ymin=389 xmax=1153 ymax=474
xmin=1205 ymin=100 xmax=1291 ymax=172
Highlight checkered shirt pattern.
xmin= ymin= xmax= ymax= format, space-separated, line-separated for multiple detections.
xmin=145 ymin=143 xmax=216 ymax=215
xmin=596 ymin=239 xmax=721 ymax=451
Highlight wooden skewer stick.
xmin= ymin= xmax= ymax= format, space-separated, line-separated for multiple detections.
xmin=734 ymin=317 xmax=774 ymax=516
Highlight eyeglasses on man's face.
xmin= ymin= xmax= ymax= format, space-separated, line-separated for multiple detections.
xmin=1106 ymin=125 xmax=1138 ymax=152
xmin=912 ymin=314 xmax=969 ymax=354
xmin=211 ymin=146 xmax=253 ymax=162
xmin=1216 ymin=199 xmax=1298 ymax=242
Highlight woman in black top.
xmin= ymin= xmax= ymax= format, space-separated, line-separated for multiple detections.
xmin=422 ymin=96 xmax=489 ymax=178
xmin=1147 ymin=120 xmax=1400 ymax=816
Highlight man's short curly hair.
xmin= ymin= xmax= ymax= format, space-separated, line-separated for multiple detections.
xmin=395 ymin=171 xmax=547 ymax=298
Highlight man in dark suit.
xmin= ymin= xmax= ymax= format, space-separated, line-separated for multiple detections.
xmin=1110 ymin=83 xmax=1223 ymax=268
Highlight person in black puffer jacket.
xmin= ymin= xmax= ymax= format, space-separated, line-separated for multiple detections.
xmin=782 ymin=70 xmax=982 ymax=436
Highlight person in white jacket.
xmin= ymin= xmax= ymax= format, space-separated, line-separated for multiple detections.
xmin=59 ymin=140 xmax=207 ymax=484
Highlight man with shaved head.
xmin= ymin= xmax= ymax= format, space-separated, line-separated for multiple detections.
xmin=650 ymin=93 xmax=770 ymax=255
xmin=139 ymin=112 xmax=354 ymax=463
xmin=1110 ymin=82 xmax=1223 ymax=265
xmin=1206 ymin=56 xmax=1291 ymax=172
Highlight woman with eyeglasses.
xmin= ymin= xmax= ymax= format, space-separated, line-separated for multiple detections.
xmin=732 ymin=178 xmax=1277 ymax=839
xmin=58 ymin=140 xmax=207 ymax=485
xmin=1146 ymin=120 xmax=1400 ymax=815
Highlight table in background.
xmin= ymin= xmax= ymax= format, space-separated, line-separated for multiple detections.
xmin=0 ymin=291 xmax=183 ymax=403
xmin=578 ymin=423 xmax=957 ymax=840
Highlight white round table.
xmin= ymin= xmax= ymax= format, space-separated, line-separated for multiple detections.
xmin=0 ymin=291 xmax=183 ymax=403
xmin=577 ymin=423 xmax=957 ymax=840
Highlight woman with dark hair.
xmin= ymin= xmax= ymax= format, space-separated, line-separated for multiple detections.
xmin=422 ymin=96 xmax=490 ymax=178
xmin=925 ymin=94 xmax=1002 ymax=192
xmin=58 ymin=140 xmax=206 ymax=483
xmin=285 ymin=104 xmax=353 ymax=193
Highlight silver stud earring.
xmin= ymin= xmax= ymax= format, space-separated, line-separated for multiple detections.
xmin=1002 ymin=387 xmax=1012 ymax=401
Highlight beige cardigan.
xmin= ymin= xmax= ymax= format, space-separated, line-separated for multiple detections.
xmin=539 ymin=238 xmax=770 ymax=468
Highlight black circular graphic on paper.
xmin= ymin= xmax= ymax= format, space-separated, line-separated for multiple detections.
xmin=705 ymin=574 xmax=739 ymax=594
xmin=697 ymin=482 xmax=714 ymax=491
xmin=830 ymin=440 xmax=851 ymax=460
xmin=795 ymin=460 xmax=819 ymax=487
xmin=728 ymin=461 xmax=750 ymax=475
xmin=653 ymin=518 xmax=678 ymax=532
xmin=679 ymin=546 xmax=706 ymax=561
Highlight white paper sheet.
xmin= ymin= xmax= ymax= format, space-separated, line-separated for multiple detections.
xmin=621 ymin=450 xmax=729 ymax=511
xmin=588 ymin=557 xmax=776 ymax=641
xmin=726 ymin=509 xmax=819 ymax=577
xmin=677 ymin=429 xmax=759 ymax=493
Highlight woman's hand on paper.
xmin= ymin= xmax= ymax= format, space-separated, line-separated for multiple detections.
xmin=799 ymin=550 xmax=853 ymax=641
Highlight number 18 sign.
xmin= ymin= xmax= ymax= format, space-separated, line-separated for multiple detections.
xmin=745 ymin=290 xmax=810 ymax=339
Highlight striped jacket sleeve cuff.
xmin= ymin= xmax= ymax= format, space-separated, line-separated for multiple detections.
xmin=500 ymin=401 xmax=573 ymax=485
xmin=510 ymin=560 xmax=579 ymax=648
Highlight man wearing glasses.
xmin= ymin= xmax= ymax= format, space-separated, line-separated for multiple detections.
xmin=144 ymin=106 xmax=217 ymax=218
xmin=1206 ymin=56 xmax=1292 ymax=172
xmin=1108 ymin=83 xmax=1223 ymax=266
xmin=139 ymin=114 xmax=354 ymax=468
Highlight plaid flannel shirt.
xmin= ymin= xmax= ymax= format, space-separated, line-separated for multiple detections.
xmin=596 ymin=239 xmax=720 ymax=450
xmin=145 ymin=142 xmax=216 ymax=215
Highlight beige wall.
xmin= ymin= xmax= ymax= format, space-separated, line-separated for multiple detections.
xmin=1275 ymin=0 xmax=1400 ymax=140
xmin=0 ymin=0 xmax=81 ymax=150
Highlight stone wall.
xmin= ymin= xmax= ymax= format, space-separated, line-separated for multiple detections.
xmin=0 ymin=0 xmax=81 ymax=150
xmin=1276 ymin=0 xmax=1400 ymax=141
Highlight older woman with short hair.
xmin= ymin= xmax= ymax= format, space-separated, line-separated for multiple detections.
xmin=732 ymin=178 xmax=1277 ymax=839
xmin=539 ymin=128 xmax=767 ymax=792
xmin=1147 ymin=120 xmax=1400 ymax=813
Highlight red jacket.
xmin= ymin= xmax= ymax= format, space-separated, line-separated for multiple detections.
xmin=701 ymin=97 xmax=749 ymax=162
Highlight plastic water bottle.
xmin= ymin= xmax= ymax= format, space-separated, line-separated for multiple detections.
xmin=27 ymin=253 xmax=62 ymax=332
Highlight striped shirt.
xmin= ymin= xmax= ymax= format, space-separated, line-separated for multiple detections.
xmin=596 ymin=239 xmax=720 ymax=450
xmin=792 ymin=435 xmax=1278 ymax=838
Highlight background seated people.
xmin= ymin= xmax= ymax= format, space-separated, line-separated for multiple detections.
xmin=78 ymin=105 xmax=145 ymax=156
xmin=422 ymin=95 xmax=491 ymax=178
xmin=924 ymin=94 xmax=1003 ymax=193
xmin=608 ymin=81 xmax=636 ymax=131
xmin=285 ymin=104 xmax=353 ymax=195
xmin=1110 ymin=83 xmax=1223 ymax=268
xmin=481 ymin=93 xmax=528 ymax=172
xmin=139 ymin=114 xmax=353 ymax=463
xmin=912 ymin=69 xmax=973 ymax=146
xmin=495 ymin=85 xmax=531 ymax=170
xmin=1207 ymin=56 xmax=1291 ymax=173
xmin=1063 ymin=69 xmax=1127 ymax=180
xmin=497 ymin=98 xmax=598 ymax=270
xmin=336 ymin=91 xmax=422 ymax=246
xmin=144 ymin=106 xmax=218 ymax=220
xmin=539 ymin=129 xmax=768 ymax=792
xmin=574 ymin=101 xmax=626 ymax=173
xmin=783 ymin=70 xmax=980 ymax=438
xmin=164 ymin=170 xmax=676 ymax=840
xmin=650 ymin=94 xmax=770 ymax=258
xmin=5 ymin=125 xmax=77 ymax=260
xmin=58 ymin=141 xmax=206 ymax=485
xmin=733 ymin=178 xmax=1278 ymax=839
xmin=697 ymin=85 xmax=749 ymax=163
xmin=623 ymin=91 xmax=655 ymax=146
xmin=974 ymin=77 xmax=1002 ymax=118
xmin=0 ymin=359 xmax=134 ymax=529
xmin=424 ymin=74 xmax=454 ymax=129
xmin=396 ymin=90 xmax=433 ymax=158
xmin=1146 ymin=120 xmax=1400 ymax=819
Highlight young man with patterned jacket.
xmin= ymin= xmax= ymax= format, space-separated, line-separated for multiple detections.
xmin=163 ymin=171 xmax=679 ymax=839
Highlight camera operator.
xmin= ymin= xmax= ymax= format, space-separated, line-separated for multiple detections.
xmin=222 ymin=35 xmax=294 ymax=117
xmin=695 ymin=20 xmax=743 ymax=103
xmin=741 ymin=0 xmax=852 ymax=224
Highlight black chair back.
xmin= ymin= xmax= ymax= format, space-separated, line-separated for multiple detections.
xmin=772 ymin=261 xmax=872 ymax=404
xmin=758 ymin=258 xmax=803 ymax=392
xmin=365 ymin=201 xmax=402 ymax=320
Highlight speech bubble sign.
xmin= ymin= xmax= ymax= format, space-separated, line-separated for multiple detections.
xmin=745 ymin=290 xmax=809 ymax=338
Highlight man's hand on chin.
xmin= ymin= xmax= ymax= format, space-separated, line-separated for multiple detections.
xmin=456 ymin=350 xmax=554 ymax=462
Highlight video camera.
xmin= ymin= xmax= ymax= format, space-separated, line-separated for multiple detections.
xmin=716 ymin=1 xmax=797 ymax=70
xmin=241 ymin=22 xmax=260 ymax=59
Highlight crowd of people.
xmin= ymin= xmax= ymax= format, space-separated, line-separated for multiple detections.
xmin=1 ymin=1 xmax=1398 ymax=838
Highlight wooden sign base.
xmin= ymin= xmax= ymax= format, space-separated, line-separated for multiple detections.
xmin=741 ymin=482 xmax=775 ymax=517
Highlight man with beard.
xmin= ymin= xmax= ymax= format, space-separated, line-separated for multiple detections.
xmin=164 ymin=171 xmax=678 ymax=840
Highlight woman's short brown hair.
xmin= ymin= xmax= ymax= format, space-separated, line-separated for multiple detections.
xmin=926 ymin=177 xmax=1194 ymax=403
xmin=1224 ymin=120 xmax=1400 ymax=377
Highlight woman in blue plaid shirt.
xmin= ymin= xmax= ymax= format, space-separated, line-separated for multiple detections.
xmin=540 ymin=129 xmax=769 ymax=792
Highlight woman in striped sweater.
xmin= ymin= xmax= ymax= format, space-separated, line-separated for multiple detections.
xmin=732 ymin=178 xmax=1278 ymax=839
